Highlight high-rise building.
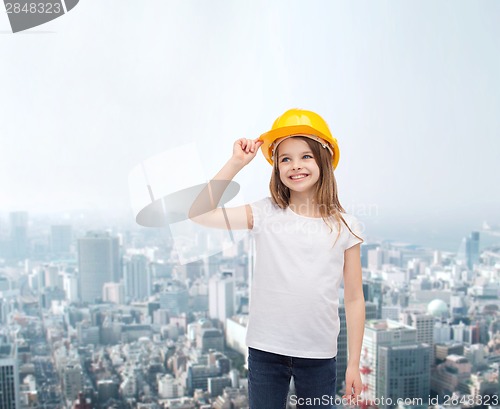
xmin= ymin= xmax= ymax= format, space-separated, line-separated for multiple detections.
xmin=44 ymin=265 xmax=63 ymax=289
xmin=50 ymin=225 xmax=72 ymax=257
xmin=363 ymin=278 xmax=383 ymax=319
xmin=209 ymin=271 xmax=235 ymax=325
xmin=378 ymin=344 xmax=430 ymax=406
xmin=360 ymin=243 xmax=378 ymax=268
xmin=0 ymin=344 xmax=21 ymax=409
xmin=362 ymin=319 xmax=420 ymax=402
xmin=197 ymin=326 xmax=224 ymax=353
xmin=208 ymin=377 xmax=232 ymax=397
xmin=466 ymin=231 xmax=480 ymax=269
xmin=401 ymin=310 xmax=435 ymax=366
xmin=78 ymin=232 xmax=120 ymax=304
xmin=123 ymin=255 xmax=151 ymax=301
xmin=458 ymin=231 xmax=480 ymax=269
xmin=367 ymin=247 xmax=384 ymax=269
xmin=159 ymin=281 xmax=189 ymax=315
xmin=187 ymin=364 xmax=220 ymax=395
xmin=63 ymin=272 xmax=79 ymax=303
xmin=63 ymin=363 xmax=83 ymax=401
xmin=225 ymin=315 xmax=248 ymax=357
xmin=9 ymin=211 xmax=28 ymax=261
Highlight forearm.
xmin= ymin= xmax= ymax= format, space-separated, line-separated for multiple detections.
xmin=345 ymin=297 xmax=365 ymax=367
xmin=188 ymin=157 xmax=244 ymax=218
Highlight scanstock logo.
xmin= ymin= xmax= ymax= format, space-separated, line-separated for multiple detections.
xmin=4 ymin=0 xmax=79 ymax=33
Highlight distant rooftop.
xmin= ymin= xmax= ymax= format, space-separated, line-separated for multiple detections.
xmin=447 ymin=354 xmax=469 ymax=364
xmin=366 ymin=319 xmax=413 ymax=331
xmin=382 ymin=344 xmax=428 ymax=351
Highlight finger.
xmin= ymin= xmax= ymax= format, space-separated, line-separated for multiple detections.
xmin=250 ymin=141 xmax=257 ymax=152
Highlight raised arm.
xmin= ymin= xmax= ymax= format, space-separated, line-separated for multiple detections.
xmin=188 ymin=138 xmax=263 ymax=230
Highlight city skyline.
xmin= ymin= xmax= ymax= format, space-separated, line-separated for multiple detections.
xmin=1 ymin=207 xmax=498 ymax=254
xmin=1 ymin=1 xmax=499 ymax=231
xmin=0 ymin=213 xmax=498 ymax=407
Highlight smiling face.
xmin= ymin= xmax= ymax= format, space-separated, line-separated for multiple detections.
xmin=276 ymin=137 xmax=321 ymax=195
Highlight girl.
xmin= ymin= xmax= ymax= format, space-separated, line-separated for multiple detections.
xmin=189 ymin=108 xmax=365 ymax=408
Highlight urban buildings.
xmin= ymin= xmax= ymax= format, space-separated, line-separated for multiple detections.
xmin=0 ymin=344 xmax=20 ymax=409
xmin=77 ymin=231 xmax=120 ymax=303
xmin=0 ymin=209 xmax=498 ymax=408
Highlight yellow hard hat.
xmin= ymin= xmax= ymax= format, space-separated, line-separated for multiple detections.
xmin=259 ymin=108 xmax=340 ymax=169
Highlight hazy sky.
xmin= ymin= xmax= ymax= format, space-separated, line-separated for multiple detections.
xmin=1 ymin=1 xmax=499 ymax=246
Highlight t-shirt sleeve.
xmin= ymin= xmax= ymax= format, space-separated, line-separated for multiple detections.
xmin=345 ymin=214 xmax=364 ymax=250
xmin=249 ymin=197 xmax=270 ymax=235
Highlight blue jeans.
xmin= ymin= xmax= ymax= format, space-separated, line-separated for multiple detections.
xmin=248 ymin=347 xmax=337 ymax=409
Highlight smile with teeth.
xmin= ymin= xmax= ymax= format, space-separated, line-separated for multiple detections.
xmin=290 ymin=174 xmax=309 ymax=180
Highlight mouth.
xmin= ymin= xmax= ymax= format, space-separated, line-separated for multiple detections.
xmin=289 ymin=173 xmax=309 ymax=181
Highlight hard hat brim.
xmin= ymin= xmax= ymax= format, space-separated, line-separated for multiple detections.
xmin=259 ymin=125 xmax=340 ymax=169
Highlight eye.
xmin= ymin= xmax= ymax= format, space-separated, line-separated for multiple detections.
xmin=280 ymin=157 xmax=290 ymax=162
xmin=303 ymin=154 xmax=313 ymax=159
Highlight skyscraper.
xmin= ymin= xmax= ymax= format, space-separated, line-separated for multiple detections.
xmin=363 ymin=278 xmax=383 ymax=319
xmin=458 ymin=231 xmax=480 ymax=269
xmin=62 ymin=363 xmax=83 ymax=402
xmin=466 ymin=231 xmax=480 ymax=269
xmin=9 ymin=211 xmax=28 ymax=261
xmin=123 ymin=254 xmax=151 ymax=301
xmin=0 ymin=344 xmax=20 ymax=409
xmin=78 ymin=231 xmax=120 ymax=304
xmin=209 ymin=271 xmax=235 ymax=325
xmin=363 ymin=319 xmax=429 ymax=404
xmin=401 ymin=310 xmax=435 ymax=366
xmin=378 ymin=344 xmax=430 ymax=406
xmin=50 ymin=225 xmax=72 ymax=257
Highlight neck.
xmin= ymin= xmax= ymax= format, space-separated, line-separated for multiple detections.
xmin=288 ymin=192 xmax=319 ymax=214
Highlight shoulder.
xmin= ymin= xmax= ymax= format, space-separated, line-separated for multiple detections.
xmin=249 ymin=196 xmax=278 ymax=211
xmin=339 ymin=212 xmax=365 ymax=246
xmin=248 ymin=197 xmax=281 ymax=232
xmin=339 ymin=212 xmax=357 ymax=224
xmin=338 ymin=212 xmax=364 ymax=233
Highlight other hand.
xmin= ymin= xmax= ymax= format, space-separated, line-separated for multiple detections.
xmin=342 ymin=365 xmax=363 ymax=405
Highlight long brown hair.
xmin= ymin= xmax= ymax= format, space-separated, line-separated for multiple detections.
xmin=269 ymin=135 xmax=363 ymax=246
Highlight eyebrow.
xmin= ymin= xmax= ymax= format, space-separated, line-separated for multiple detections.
xmin=278 ymin=151 xmax=313 ymax=159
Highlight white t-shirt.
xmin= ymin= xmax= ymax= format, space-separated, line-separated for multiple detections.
xmin=246 ymin=197 xmax=364 ymax=359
